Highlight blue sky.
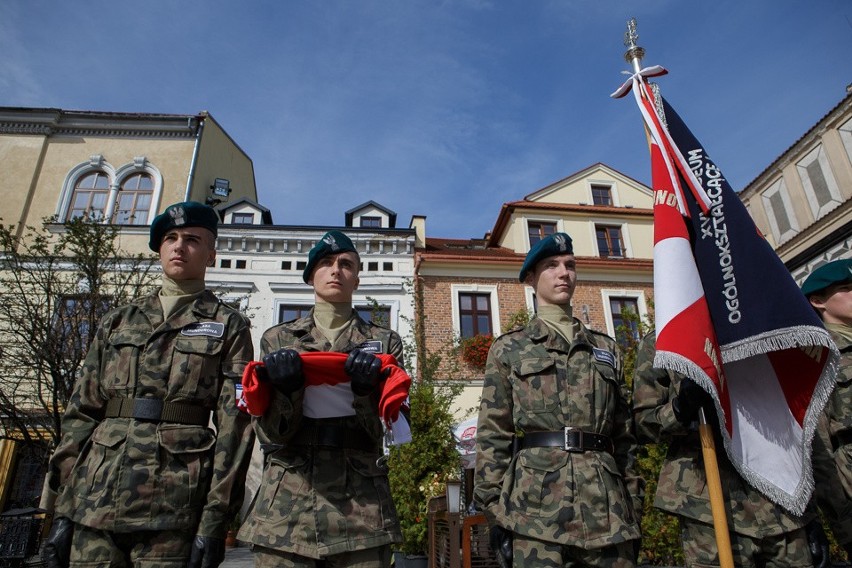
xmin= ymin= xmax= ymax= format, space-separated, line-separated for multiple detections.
xmin=2 ymin=1 xmax=850 ymax=238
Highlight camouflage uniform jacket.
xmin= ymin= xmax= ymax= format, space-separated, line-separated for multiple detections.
xmin=47 ymin=290 xmax=255 ymax=538
xmin=239 ymin=310 xmax=403 ymax=559
xmin=473 ymin=317 xmax=642 ymax=549
xmin=813 ymin=326 xmax=852 ymax=545
xmin=632 ymin=332 xmax=817 ymax=538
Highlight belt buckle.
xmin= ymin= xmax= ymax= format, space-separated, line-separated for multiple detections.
xmin=563 ymin=427 xmax=583 ymax=453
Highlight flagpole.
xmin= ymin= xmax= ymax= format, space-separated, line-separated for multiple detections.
xmin=621 ymin=19 xmax=735 ymax=568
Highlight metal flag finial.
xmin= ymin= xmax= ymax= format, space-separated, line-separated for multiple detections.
xmin=623 ymin=17 xmax=645 ymax=73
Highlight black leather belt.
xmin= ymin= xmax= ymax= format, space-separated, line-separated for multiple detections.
xmin=291 ymin=422 xmax=377 ymax=453
xmin=517 ymin=428 xmax=613 ymax=454
xmin=104 ymin=397 xmax=210 ymax=426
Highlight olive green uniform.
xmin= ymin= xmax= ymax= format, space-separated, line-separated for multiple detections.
xmin=474 ymin=317 xmax=642 ymax=566
xmin=632 ymin=333 xmax=822 ymax=568
xmin=46 ymin=290 xmax=255 ymax=562
xmin=239 ymin=310 xmax=403 ymax=561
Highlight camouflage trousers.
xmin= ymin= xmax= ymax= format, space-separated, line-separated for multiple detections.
xmin=69 ymin=523 xmax=193 ymax=568
xmin=681 ymin=519 xmax=812 ymax=568
xmin=252 ymin=543 xmax=392 ymax=567
xmin=512 ymin=534 xmax=637 ymax=568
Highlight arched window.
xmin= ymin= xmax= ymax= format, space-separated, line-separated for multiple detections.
xmin=68 ymin=171 xmax=110 ymax=220
xmin=114 ymin=172 xmax=154 ymax=225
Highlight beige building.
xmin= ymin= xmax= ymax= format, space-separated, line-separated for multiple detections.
xmin=413 ymin=163 xmax=654 ymax=420
xmin=0 ymin=106 xmax=257 ymax=253
xmin=0 ymin=106 xmax=257 ymax=512
xmin=738 ymin=90 xmax=852 ymax=282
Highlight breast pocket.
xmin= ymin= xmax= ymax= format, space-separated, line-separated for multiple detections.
xmin=103 ymin=330 xmax=147 ymax=392
xmin=172 ymin=337 xmax=223 ymax=400
xmin=592 ymin=361 xmax=619 ymax=431
xmin=514 ymin=357 xmax=560 ymax=413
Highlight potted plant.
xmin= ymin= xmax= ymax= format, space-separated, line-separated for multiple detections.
xmin=458 ymin=333 xmax=493 ymax=370
xmin=388 ymin=346 xmax=463 ymax=565
xmin=225 ymin=513 xmax=240 ymax=548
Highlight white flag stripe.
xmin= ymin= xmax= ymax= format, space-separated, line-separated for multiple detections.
xmin=653 ymin=236 xmax=705 ymax=333
xmin=727 ymin=355 xmax=804 ymax=495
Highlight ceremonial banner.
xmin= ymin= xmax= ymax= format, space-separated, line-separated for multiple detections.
xmin=614 ymin=71 xmax=838 ymax=514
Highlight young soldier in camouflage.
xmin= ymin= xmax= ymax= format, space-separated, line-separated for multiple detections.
xmin=239 ymin=230 xmax=402 ymax=567
xmin=802 ymin=258 xmax=852 ymax=559
xmin=41 ymin=201 xmax=255 ymax=568
xmin=474 ymin=232 xmax=642 ymax=568
xmin=632 ymin=331 xmax=839 ymax=568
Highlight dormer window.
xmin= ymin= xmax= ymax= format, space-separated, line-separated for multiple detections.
xmin=591 ymin=184 xmax=613 ymax=206
xmin=360 ymin=216 xmax=382 ymax=228
xmin=232 ymin=212 xmax=255 ymax=224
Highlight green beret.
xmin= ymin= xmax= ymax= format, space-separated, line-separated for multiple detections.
xmin=801 ymin=258 xmax=852 ymax=297
xmin=303 ymin=230 xmax=359 ymax=283
xmin=519 ymin=232 xmax=574 ymax=282
xmin=149 ymin=201 xmax=219 ymax=251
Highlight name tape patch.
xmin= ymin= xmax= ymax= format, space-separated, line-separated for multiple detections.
xmin=181 ymin=322 xmax=225 ymax=338
xmin=357 ymin=340 xmax=383 ymax=354
xmin=592 ymin=347 xmax=615 ymax=368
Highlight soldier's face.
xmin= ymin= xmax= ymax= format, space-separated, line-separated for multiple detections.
xmin=526 ymin=254 xmax=577 ymax=307
xmin=158 ymin=227 xmax=216 ymax=281
xmin=809 ymin=282 xmax=852 ymax=326
xmin=309 ymin=251 xmax=360 ymax=303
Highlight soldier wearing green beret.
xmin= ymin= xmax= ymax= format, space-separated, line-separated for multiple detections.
xmin=632 ymin=331 xmax=836 ymax=568
xmin=41 ymin=201 xmax=255 ymax=568
xmin=474 ymin=232 xmax=642 ymax=567
xmin=803 ymin=258 xmax=852 ymax=560
xmin=239 ymin=230 xmax=403 ymax=567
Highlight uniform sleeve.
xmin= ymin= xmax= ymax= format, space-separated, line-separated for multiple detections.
xmin=606 ymin=342 xmax=644 ymax=524
xmin=473 ymin=341 xmax=515 ymax=527
xmin=197 ymin=315 xmax=256 ymax=538
xmin=353 ymin=329 xmax=405 ymax=440
xmin=46 ymin=319 xmax=110 ymax=515
xmin=632 ymin=334 xmax=690 ymax=444
xmin=812 ymin=410 xmax=852 ymax=545
xmin=252 ymin=331 xmax=305 ymax=446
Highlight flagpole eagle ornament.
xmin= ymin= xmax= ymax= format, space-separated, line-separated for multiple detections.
xmin=612 ymin=17 xmax=839 ymax=517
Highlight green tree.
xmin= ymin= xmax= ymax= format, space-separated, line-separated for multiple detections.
xmin=0 ymin=216 xmax=158 ymax=451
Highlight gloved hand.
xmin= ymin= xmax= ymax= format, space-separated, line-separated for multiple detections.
xmin=187 ymin=535 xmax=226 ymax=568
xmin=844 ymin=542 xmax=852 ymax=564
xmin=345 ymin=349 xmax=387 ymax=396
xmin=260 ymin=349 xmax=304 ymax=394
xmin=672 ymin=378 xmax=711 ymax=425
xmin=806 ymin=520 xmax=830 ymax=568
xmin=488 ymin=525 xmax=512 ymax=568
xmin=41 ymin=516 xmax=74 ymax=568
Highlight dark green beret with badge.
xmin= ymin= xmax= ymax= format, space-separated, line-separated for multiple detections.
xmin=303 ymin=230 xmax=359 ymax=283
xmin=148 ymin=201 xmax=219 ymax=251
xmin=801 ymin=258 xmax=852 ymax=297
xmin=519 ymin=232 xmax=574 ymax=282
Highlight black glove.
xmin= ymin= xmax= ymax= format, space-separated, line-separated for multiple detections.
xmin=488 ymin=525 xmax=512 ymax=568
xmin=672 ymin=378 xmax=711 ymax=425
xmin=187 ymin=535 xmax=226 ymax=568
xmin=261 ymin=349 xmax=304 ymax=394
xmin=41 ymin=516 xmax=74 ymax=568
xmin=345 ymin=349 xmax=386 ymax=396
xmin=806 ymin=521 xmax=830 ymax=568
xmin=844 ymin=542 xmax=852 ymax=564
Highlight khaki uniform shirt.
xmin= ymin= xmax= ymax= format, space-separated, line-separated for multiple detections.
xmin=474 ymin=317 xmax=642 ymax=549
xmin=632 ymin=333 xmax=817 ymax=538
xmin=239 ymin=310 xmax=403 ymax=559
xmin=48 ymin=290 xmax=255 ymax=537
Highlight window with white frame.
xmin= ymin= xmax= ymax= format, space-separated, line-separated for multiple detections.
xmin=68 ymin=171 xmax=110 ymax=220
xmin=761 ymin=179 xmax=799 ymax=244
xmin=527 ymin=221 xmax=557 ymax=248
xmin=591 ymin=184 xmax=614 ymax=206
xmin=797 ymin=144 xmax=842 ymax=221
xmin=114 ymin=173 xmax=153 ymax=225
xmin=840 ymin=116 xmax=852 ymax=166
xmin=595 ymin=224 xmax=625 ymax=258
xmin=601 ymin=289 xmax=648 ymax=343
xmin=451 ymin=284 xmax=500 ymax=339
xmin=232 ymin=212 xmax=255 ymax=224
